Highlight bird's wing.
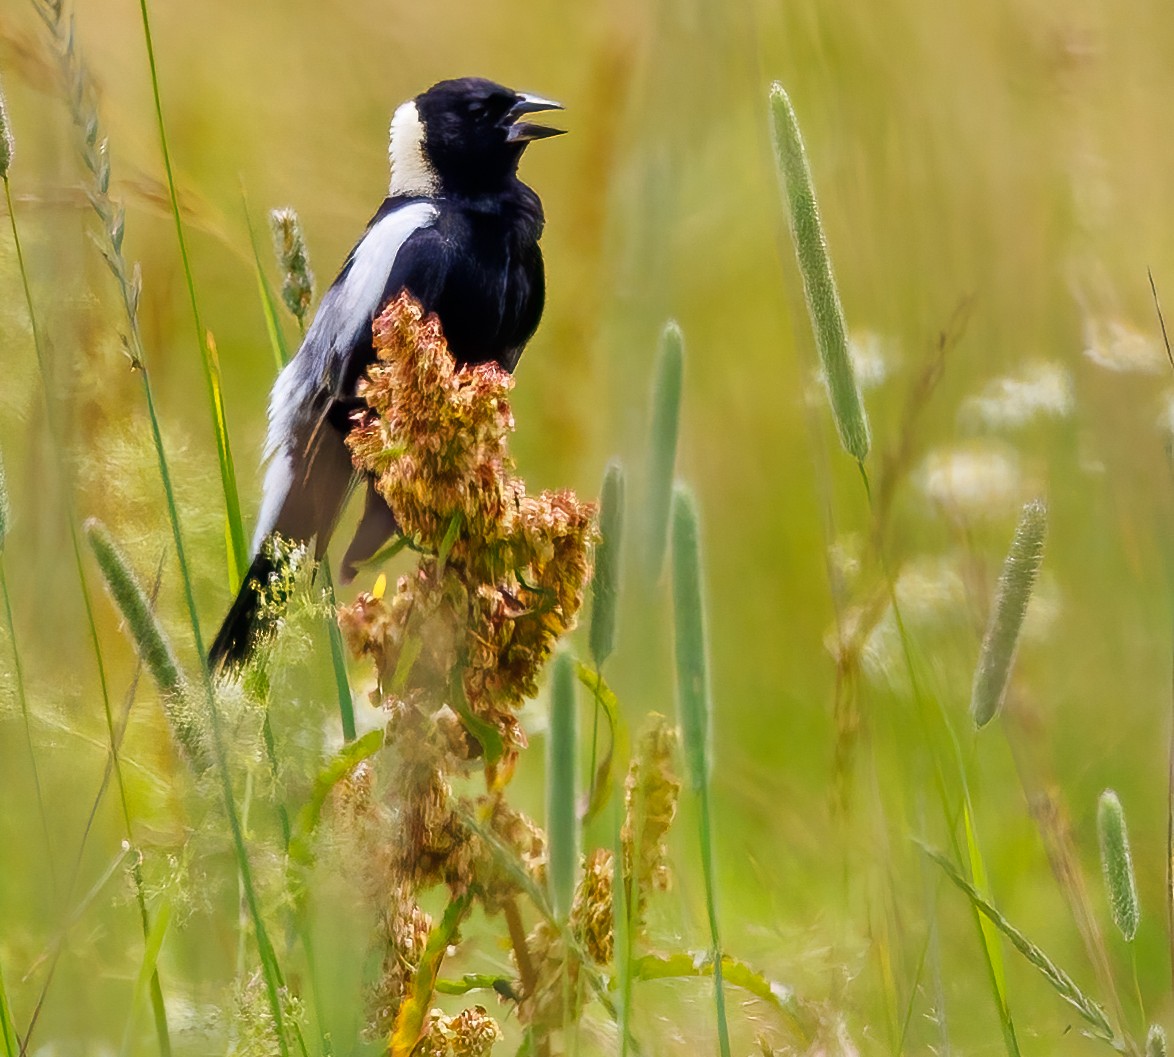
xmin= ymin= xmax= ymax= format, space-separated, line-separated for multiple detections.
xmin=252 ymin=199 xmax=439 ymax=552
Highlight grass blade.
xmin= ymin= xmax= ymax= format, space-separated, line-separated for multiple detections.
xmin=0 ymin=451 xmax=56 ymax=889
xmin=35 ymin=8 xmax=295 ymax=1048
xmin=576 ymin=663 xmax=628 ymax=825
xmin=3 ymin=81 xmax=172 ymax=1055
xmin=769 ymin=81 xmax=870 ymax=463
xmin=0 ymin=955 xmax=18 ymax=1057
xmin=1098 ymin=789 xmax=1140 ymax=942
xmin=923 ymin=841 xmax=1117 ymax=1043
xmin=243 ymin=193 xmax=292 ymax=370
xmin=971 ymin=498 xmax=1048 ymax=728
xmin=137 ymin=0 xmax=248 ymax=588
xmin=670 ymin=486 xmax=731 ymax=1057
xmin=644 ymin=322 xmax=684 ymax=580
xmin=590 ymin=460 xmax=625 ymax=668
xmin=548 ymin=652 xmax=578 ymax=921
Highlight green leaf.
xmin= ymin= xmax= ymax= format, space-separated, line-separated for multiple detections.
xmin=289 ymin=728 xmax=385 ymax=864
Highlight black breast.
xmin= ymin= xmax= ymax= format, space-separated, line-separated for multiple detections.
xmin=379 ymin=183 xmax=546 ymax=372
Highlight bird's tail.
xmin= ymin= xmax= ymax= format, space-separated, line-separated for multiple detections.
xmin=207 ymin=547 xmax=279 ymax=673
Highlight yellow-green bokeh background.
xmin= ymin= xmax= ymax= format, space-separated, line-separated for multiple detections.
xmin=3 ymin=0 xmax=1174 ymax=1053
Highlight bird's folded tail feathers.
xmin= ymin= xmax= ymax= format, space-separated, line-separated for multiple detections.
xmin=207 ymin=546 xmax=280 ymax=674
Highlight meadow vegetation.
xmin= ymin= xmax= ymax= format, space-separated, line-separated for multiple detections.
xmin=2 ymin=1 xmax=1174 ymax=1055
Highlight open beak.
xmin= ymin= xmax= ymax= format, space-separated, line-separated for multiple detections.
xmin=504 ymin=93 xmax=566 ymax=143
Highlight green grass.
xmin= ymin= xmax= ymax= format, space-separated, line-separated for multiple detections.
xmin=4 ymin=1 xmax=1174 ymax=1055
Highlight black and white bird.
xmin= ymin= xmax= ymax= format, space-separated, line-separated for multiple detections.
xmin=208 ymin=77 xmax=564 ymax=672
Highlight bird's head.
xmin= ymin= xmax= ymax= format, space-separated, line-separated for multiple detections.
xmin=388 ymin=77 xmax=564 ymax=197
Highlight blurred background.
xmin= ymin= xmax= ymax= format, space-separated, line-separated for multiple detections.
xmin=2 ymin=0 xmax=1174 ymax=1053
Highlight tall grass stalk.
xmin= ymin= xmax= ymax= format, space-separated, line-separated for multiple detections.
xmin=548 ymin=652 xmax=578 ymax=922
xmin=768 ymin=81 xmax=870 ymax=464
xmin=136 ymin=0 xmax=248 ymax=588
xmin=971 ymin=499 xmax=1048 ymax=728
xmin=588 ymin=460 xmax=624 ymax=810
xmin=644 ymin=322 xmax=684 ymax=580
xmin=670 ymin=485 xmax=731 ymax=1057
xmin=32 ymin=7 xmax=294 ymax=1051
xmin=1 ymin=70 xmax=172 ymax=1055
xmin=0 ymin=452 xmax=55 ymax=888
xmin=613 ymin=802 xmax=632 ymax=1057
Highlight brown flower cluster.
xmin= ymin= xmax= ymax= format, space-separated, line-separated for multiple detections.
xmin=335 ymin=296 xmax=600 ymax=1049
xmin=416 ymin=1006 xmax=502 ymax=1057
xmin=622 ymin=713 xmax=681 ymax=920
xmin=344 ymin=294 xmax=596 ymax=755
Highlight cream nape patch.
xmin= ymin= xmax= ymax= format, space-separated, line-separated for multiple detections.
xmin=388 ymin=101 xmax=439 ymax=196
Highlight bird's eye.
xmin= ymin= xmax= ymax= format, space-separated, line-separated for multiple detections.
xmin=467 ymin=101 xmax=487 ymax=120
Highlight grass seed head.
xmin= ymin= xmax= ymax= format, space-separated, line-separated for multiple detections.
xmin=1097 ymin=788 xmax=1140 ymax=942
xmin=270 ymin=206 xmax=314 ymax=328
xmin=84 ymin=518 xmax=208 ymax=771
xmin=971 ymin=497 xmax=1048 ymax=728
xmin=769 ymin=81 xmax=870 ymax=462
xmin=645 ymin=321 xmax=684 ymax=579
xmin=1148 ymin=1025 xmax=1168 ymax=1057
xmin=0 ymin=78 xmax=13 ymax=180
xmin=590 ymin=459 xmax=625 ymax=667
xmin=0 ymin=449 xmax=9 ymax=555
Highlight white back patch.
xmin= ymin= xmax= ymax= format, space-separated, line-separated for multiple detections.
xmin=253 ymin=199 xmax=439 ymax=551
xmin=388 ymin=101 xmax=438 ymax=196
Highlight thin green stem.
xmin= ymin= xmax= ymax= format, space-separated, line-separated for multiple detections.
xmin=0 ymin=564 xmax=54 ymax=888
xmin=4 ymin=173 xmax=171 ymax=1057
xmin=136 ymin=0 xmax=247 ymax=588
xmin=697 ymin=781 xmax=731 ymax=1057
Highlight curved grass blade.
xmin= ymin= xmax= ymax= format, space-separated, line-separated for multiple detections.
xmin=289 ymin=728 xmax=384 ymax=865
xmin=922 ymin=841 xmax=1117 ymax=1044
xmin=389 ymin=892 xmax=474 ymax=1056
xmin=577 ymin=662 xmax=628 ymax=824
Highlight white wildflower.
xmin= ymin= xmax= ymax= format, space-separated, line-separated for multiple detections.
xmin=1083 ymin=317 xmax=1165 ymax=375
xmin=918 ymin=444 xmax=1023 ymax=517
xmin=961 ymin=362 xmax=1074 ymax=430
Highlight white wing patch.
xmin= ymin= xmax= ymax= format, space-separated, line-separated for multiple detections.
xmin=252 ymin=200 xmax=439 ymax=552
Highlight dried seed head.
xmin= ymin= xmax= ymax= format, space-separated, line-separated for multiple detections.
xmin=270 ymin=206 xmax=314 ymax=327
xmin=623 ymin=713 xmax=681 ymax=918
xmin=345 ymin=295 xmax=595 ymax=752
xmin=417 ymin=1005 xmax=502 ymax=1057
xmin=571 ymin=847 xmax=615 ymax=965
